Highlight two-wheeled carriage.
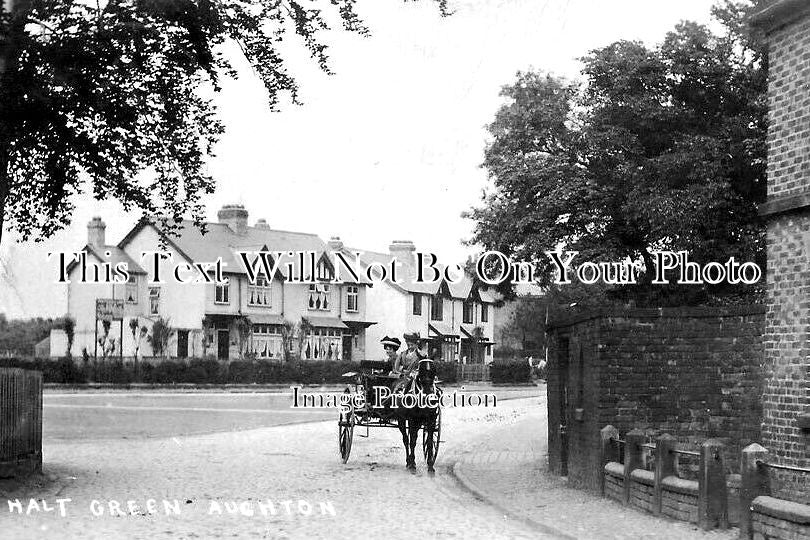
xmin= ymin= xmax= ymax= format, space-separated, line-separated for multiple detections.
xmin=338 ymin=359 xmax=442 ymax=470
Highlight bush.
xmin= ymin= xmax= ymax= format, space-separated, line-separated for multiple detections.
xmin=434 ymin=361 xmax=458 ymax=384
xmin=490 ymin=361 xmax=532 ymax=384
xmin=0 ymin=357 xmax=368 ymax=385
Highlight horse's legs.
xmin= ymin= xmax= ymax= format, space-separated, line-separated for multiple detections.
xmin=408 ymin=421 xmax=419 ymax=471
xmin=398 ymin=418 xmax=413 ymax=469
xmin=425 ymin=411 xmax=436 ymax=474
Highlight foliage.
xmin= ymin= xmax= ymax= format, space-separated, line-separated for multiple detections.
xmin=489 ymin=360 xmax=532 ymax=384
xmin=0 ymin=313 xmax=60 ymax=354
xmin=0 ymin=0 xmax=448 ymax=246
xmin=148 ymin=317 xmax=172 ymax=357
xmin=62 ymin=315 xmax=75 ymax=357
xmin=495 ymin=295 xmax=549 ymax=353
xmin=465 ymin=1 xmax=766 ymax=307
xmin=233 ymin=315 xmax=251 ymax=356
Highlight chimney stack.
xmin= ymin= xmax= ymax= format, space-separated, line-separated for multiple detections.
xmin=87 ymin=217 xmax=106 ymax=247
xmin=218 ymin=204 xmax=248 ymax=235
xmin=255 ymin=218 xmax=270 ymax=229
xmin=328 ymin=236 xmax=344 ymax=251
xmin=389 ymin=240 xmax=416 ymax=267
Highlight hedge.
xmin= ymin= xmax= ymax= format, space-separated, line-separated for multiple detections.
xmin=0 ymin=357 xmax=476 ymax=385
xmin=0 ymin=357 xmax=375 ymax=385
xmin=489 ymin=361 xmax=532 ymax=384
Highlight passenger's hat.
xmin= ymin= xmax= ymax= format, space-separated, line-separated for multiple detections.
xmin=403 ymin=331 xmax=421 ymax=342
xmin=381 ymin=336 xmax=401 ymax=349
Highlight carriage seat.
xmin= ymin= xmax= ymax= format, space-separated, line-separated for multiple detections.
xmin=359 ymin=360 xmax=391 ymax=373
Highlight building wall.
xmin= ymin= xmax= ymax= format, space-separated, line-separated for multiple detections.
xmin=760 ymin=3 xmax=810 ymax=505
xmin=547 ymin=307 xmax=765 ymax=493
xmin=365 ymin=284 xmax=407 ymax=358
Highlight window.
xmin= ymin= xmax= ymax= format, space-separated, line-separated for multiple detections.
xmin=125 ymin=275 xmax=138 ymax=304
xmin=308 ymin=283 xmax=330 ymax=310
xmin=302 ymin=327 xmax=343 ymax=360
xmin=346 ymin=285 xmax=358 ymax=312
xmin=148 ymin=287 xmax=160 ymax=316
xmin=462 ymin=301 xmax=473 ymax=324
xmin=430 ymin=295 xmax=443 ymax=321
xmin=251 ymin=324 xmax=284 ymax=359
xmin=412 ymin=294 xmax=422 ymax=316
xmin=215 ymin=283 xmax=229 ymax=304
xmin=481 ymin=303 xmax=488 ymax=323
xmin=248 ymin=275 xmax=271 ymax=307
xmin=316 ymin=258 xmax=333 ymax=281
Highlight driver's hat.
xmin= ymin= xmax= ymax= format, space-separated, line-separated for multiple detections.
xmin=381 ymin=336 xmax=401 ymax=349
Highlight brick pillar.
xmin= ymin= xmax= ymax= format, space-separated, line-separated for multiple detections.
xmin=740 ymin=443 xmax=770 ymax=540
xmin=600 ymin=425 xmax=619 ymax=495
xmin=751 ymin=0 xmax=810 ymax=503
xmin=698 ymin=439 xmax=728 ymax=530
xmin=654 ymin=433 xmax=677 ymax=516
xmin=623 ymin=429 xmax=645 ymax=505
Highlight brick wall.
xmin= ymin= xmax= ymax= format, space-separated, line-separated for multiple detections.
xmin=547 ymin=306 xmax=765 ymax=493
xmin=765 ymin=13 xmax=810 ymax=199
xmin=755 ymin=0 xmax=810 ymax=505
xmin=763 ymin=214 xmax=810 ymax=503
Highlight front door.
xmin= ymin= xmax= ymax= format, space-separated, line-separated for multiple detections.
xmin=177 ymin=330 xmax=189 ymax=359
xmin=217 ymin=330 xmax=230 ymax=360
xmin=342 ymin=335 xmax=352 ymax=361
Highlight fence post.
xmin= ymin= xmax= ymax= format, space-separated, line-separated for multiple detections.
xmin=600 ymin=425 xmax=619 ymax=495
xmin=740 ymin=443 xmax=769 ymax=540
xmin=654 ymin=433 xmax=676 ymax=516
xmin=699 ymin=439 xmax=728 ymax=530
xmin=624 ymin=429 xmax=645 ymax=505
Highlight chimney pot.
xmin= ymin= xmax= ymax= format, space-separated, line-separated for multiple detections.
xmin=255 ymin=218 xmax=270 ymax=229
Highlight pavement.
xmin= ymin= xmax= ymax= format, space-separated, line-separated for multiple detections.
xmin=1 ymin=387 xmax=744 ymax=539
xmin=450 ymin=403 xmax=739 ymax=540
xmin=1 ymin=395 xmax=552 ymax=539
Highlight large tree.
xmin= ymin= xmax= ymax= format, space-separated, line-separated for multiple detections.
xmin=466 ymin=1 xmax=767 ymax=306
xmin=0 ymin=0 xmax=447 ymax=245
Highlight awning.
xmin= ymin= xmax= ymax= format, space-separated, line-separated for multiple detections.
xmin=249 ymin=314 xmax=286 ymax=325
xmin=460 ymin=325 xmax=494 ymax=344
xmin=304 ymin=316 xmax=349 ymax=329
xmin=343 ymin=320 xmax=376 ymax=331
xmin=428 ymin=322 xmax=459 ymax=338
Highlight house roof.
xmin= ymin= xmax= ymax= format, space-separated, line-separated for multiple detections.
xmin=750 ymin=0 xmax=810 ymax=32
xmin=66 ymin=244 xmax=147 ymax=275
xmin=120 ymin=220 xmax=365 ymax=283
xmin=343 ymin=247 xmax=494 ymax=301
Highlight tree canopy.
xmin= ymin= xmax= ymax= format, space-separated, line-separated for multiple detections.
xmin=0 ymin=0 xmax=447 ymax=245
xmin=465 ymin=1 xmax=767 ymax=306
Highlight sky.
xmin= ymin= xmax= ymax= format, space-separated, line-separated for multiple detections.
xmin=0 ymin=0 xmax=718 ymax=319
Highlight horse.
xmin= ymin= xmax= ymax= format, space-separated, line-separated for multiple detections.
xmin=392 ymin=358 xmax=441 ymax=473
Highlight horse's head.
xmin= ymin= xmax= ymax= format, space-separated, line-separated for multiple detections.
xmin=415 ymin=359 xmax=437 ymax=393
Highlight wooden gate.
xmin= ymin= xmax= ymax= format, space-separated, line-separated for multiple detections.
xmin=0 ymin=368 xmax=43 ymax=477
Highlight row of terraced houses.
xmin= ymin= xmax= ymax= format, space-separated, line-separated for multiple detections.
xmin=49 ymin=204 xmax=496 ymax=364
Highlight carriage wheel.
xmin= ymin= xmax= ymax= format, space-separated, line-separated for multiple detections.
xmin=338 ymin=391 xmax=355 ymax=464
xmin=423 ymin=406 xmax=441 ymax=466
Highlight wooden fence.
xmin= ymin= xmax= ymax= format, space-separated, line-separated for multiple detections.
xmin=456 ymin=363 xmax=490 ymax=382
xmin=0 ymin=368 xmax=43 ymax=477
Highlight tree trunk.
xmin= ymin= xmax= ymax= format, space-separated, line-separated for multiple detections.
xmin=0 ymin=0 xmax=31 ymax=248
xmin=639 ymin=249 xmax=655 ymax=286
